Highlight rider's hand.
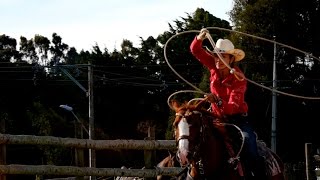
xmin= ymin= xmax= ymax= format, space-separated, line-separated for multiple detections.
xmin=205 ymin=93 xmax=223 ymax=107
xmin=196 ymin=28 xmax=209 ymax=41
xmin=204 ymin=93 xmax=219 ymax=103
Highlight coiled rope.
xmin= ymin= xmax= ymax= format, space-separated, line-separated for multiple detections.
xmin=164 ymin=27 xmax=320 ymax=109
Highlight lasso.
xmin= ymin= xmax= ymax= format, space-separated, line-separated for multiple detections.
xmin=165 ymin=27 xmax=320 ymax=109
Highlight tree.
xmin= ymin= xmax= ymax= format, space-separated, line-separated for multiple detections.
xmin=0 ymin=34 xmax=19 ymax=62
xmin=50 ymin=33 xmax=69 ymax=66
xmin=20 ymin=36 xmax=39 ymax=63
xmin=155 ymin=8 xmax=233 ymax=98
xmin=34 ymin=34 xmax=50 ymax=65
xmin=229 ymin=0 xmax=320 ymax=161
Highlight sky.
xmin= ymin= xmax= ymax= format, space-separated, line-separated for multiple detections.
xmin=1 ymin=0 xmax=234 ymax=52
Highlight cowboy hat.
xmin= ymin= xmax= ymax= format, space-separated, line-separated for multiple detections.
xmin=206 ymin=39 xmax=245 ymax=61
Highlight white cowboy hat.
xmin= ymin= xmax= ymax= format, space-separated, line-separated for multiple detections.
xmin=206 ymin=39 xmax=245 ymax=62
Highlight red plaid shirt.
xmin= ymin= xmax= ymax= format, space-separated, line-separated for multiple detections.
xmin=190 ymin=37 xmax=248 ymax=116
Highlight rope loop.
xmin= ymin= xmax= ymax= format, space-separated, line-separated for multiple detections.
xmin=164 ymin=27 xmax=320 ymax=103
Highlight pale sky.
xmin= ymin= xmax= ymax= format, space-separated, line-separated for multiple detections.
xmin=1 ymin=0 xmax=234 ymax=52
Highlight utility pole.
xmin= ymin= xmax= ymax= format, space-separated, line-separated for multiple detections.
xmin=0 ymin=115 xmax=6 ymax=180
xmin=88 ymin=61 xmax=96 ymax=180
xmin=58 ymin=64 xmax=95 ymax=179
xmin=271 ymin=36 xmax=277 ymax=153
xmin=59 ymin=105 xmax=86 ymax=169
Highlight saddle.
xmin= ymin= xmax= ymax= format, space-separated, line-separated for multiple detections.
xmin=212 ymin=122 xmax=283 ymax=177
xmin=257 ymin=140 xmax=283 ymax=176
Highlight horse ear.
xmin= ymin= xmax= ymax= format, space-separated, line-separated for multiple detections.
xmin=170 ymin=100 xmax=180 ymax=111
xmin=168 ymin=150 xmax=175 ymax=157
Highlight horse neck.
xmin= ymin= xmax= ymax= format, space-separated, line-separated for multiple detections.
xmin=187 ymin=112 xmax=242 ymax=179
xmin=195 ymin=118 xmax=230 ymax=176
xmin=190 ymin=136 xmax=237 ymax=180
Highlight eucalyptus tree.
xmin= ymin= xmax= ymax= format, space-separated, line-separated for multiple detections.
xmin=120 ymin=39 xmax=139 ymax=66
xmin=19 ymin=36 xmax=39 ymax=64
xmin=34 ymin=34 xmax=50 ymax=65
xmin=65 ymin=47 xmax=79 ymax=65
xmin=50 ymin=33 xmax=69 ymax=66
xmin=0 ymin=34 xmax=20 ymax=62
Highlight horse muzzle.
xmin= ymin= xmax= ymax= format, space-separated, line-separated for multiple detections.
xmin=177 ymin=139 xmax=191 ymax=166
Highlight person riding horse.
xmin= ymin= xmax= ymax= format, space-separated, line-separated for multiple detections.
xmin=189 ymin=28 xmax=266 ymax=179
xmin=170 ymin=99 xmax=284 ymax=180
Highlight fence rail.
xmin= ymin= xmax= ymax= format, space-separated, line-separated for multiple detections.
xmin=0 ymin=165 xmax=183 ymax=177
xmin=0 ymin=134 xmax=180 ymax=178
xmin=0 ymin=134 xmax=176 ymax=150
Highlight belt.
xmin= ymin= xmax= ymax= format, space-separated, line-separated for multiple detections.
xmin=226 ymin=113 xmax=249 ymax=124
xmin=241 ymin=112 xmax=248 ymax=117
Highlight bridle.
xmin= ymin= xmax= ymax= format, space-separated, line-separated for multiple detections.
xmin=174 ymin=109 xmax=212 ymax=179
xmin=175 ymin=110 xmax=202 ymax=140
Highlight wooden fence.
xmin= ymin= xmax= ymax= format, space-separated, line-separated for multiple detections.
xmin=3 ymin=135 xmax=320 ymax=180
xmin=0 ymin=134 xmax=176 ymax=150
xmin=0 ymin=134 xmax=182 ymax=178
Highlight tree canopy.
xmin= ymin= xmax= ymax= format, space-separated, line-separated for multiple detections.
xmin=1 ymin=2 xmax=320 ymax=177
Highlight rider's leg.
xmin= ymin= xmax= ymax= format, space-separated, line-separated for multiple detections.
xmin=239 ymin=122 xmax=267 ymax=180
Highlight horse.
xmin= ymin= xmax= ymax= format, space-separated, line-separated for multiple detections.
xmin=170 ymin=99 xmax=285 ymax=180
xmin=156 ymin=150 xmax=186 ymax=180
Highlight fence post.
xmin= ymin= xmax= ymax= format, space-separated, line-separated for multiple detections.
xmin=0 ymin=116 xmax=6 ymax=180
xmin=75 ymin=119 xmax=85 ymax=180
xmin=144 ymin=126 xmax=156 ymax=180
xmin=306 ymin=143 xmax=316 ymax=180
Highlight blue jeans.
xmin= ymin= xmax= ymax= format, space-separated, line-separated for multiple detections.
xmin=236 ymin=122 xmax=259 ymax=161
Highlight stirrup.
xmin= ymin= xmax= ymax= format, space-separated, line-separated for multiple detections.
xmin=228 ymin=157 xmax=240 ymax=169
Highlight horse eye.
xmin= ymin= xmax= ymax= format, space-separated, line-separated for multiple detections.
xmin=172 ymin=122 xmax=176 ymax=128
xmin=173 ymin=120 xmax=179 ymax=127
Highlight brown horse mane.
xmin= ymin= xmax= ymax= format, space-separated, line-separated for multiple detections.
xmin=171 ymin=99 xmax=213 ymax=117
xmin=171 ymin=99 xmax=224 ymax=144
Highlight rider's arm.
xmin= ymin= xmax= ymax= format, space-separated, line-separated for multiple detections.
xmin=190 ymin=37 xmax=216 ymax=70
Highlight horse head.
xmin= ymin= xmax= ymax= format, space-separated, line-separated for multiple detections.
xmin=171 ymin=101 xmax=203 ymax=179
